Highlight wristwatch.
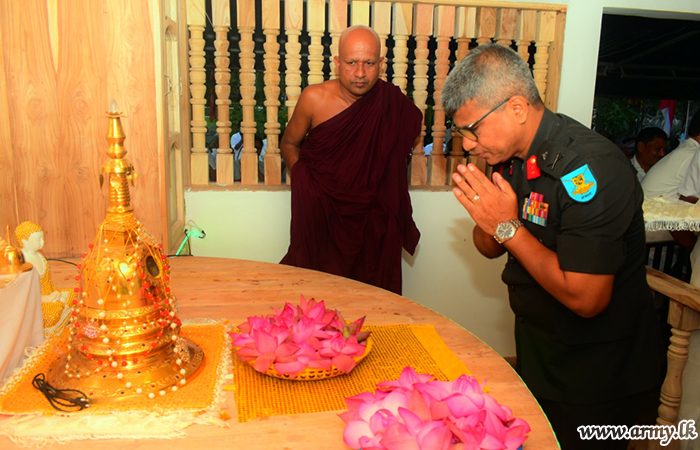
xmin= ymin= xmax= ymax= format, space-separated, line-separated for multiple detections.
xmin=493 ymin=219 xmax=523 ymax=244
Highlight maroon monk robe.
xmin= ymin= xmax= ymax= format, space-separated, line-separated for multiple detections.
xmin=280 ymin=80 xmax=421 ymax=295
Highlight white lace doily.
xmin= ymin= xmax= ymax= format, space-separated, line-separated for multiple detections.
xmin=643 ymin=196 xmax=700 ymax=232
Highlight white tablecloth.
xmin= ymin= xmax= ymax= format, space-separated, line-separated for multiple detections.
xmin=0 ymin=269 xmax=44 ymax=382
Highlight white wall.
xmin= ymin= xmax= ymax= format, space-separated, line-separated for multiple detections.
xmin=185 ymin=0 xmax=700 ymax=358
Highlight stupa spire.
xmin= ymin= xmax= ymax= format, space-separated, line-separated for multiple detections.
xmin=102 ymin=100 xmax=134 ymax=214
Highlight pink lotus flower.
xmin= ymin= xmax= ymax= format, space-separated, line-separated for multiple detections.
xmin=229 ymin=295 xmax=370 ymax=378
xmin=340 ymin=367 xmax=529 ymax=450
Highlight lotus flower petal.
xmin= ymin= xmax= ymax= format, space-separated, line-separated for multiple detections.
xmin=274 ymin=342 xmax=299 ymax=357
xmin=340 ymin=336 xmax=368 ymax=357
xmin=479 ymin=432 xmax=508 ymax=450
xmin=294 ymin=342 xmax=315 ymax=358
xmin=357 ymin=402 xmax=386 ymax=423
xmin=398 ymin=407 xmax=425 ymax=432
xmin=307 ymin=358 xmax=333 ymax=371
xmin=376 ymin=409 xmax=401 ymax=430
xmin=380 ymin=422 xmax=421 ymax=450
xmin=381 ymin=390 xmax=410 ymax=416
xmin=251 ymin=329 xmax=278 ymax=354
xmin=416 ymin=421 xmax=452 ymax=450
xmin=305 ymin=299 xmax=327 ymax=321
xmin=358 ymin=435 xmax=384 ymax=450
xmin=413 ymin=382 xmax=451 ymax=401
xmin=292 ymin=316 xmax=316 ymax=344
xmin=332 ymin=354 xmax=356 ymax=373
xmin=445 ymin=391 xmax=485 ymax=418
xmin=319 ymin=332 xmax=345 ymax=357
xmin=452 ymin=374 xmax=482 ymax=395
xmin=428 ymin=399 xmax=452 ymax=421
xmin=483 ymin=394 xmax=508 ymax=421
xmin=235 ymin=347 xmax=261 ymax=358
xmin=343 ymin=420 xmax=375 ymax=449
xmin=273 ymin=361 xmax=306 ymax=378
xmin=231 ymin=335 xmax=254 ymax=348
xmin=407 ymin=389 xmax=432 ymax=422
xmin=252 ymin=352 xmax=275 ymax=373
xmin=378 ymin=367 xmax=434 ymax=391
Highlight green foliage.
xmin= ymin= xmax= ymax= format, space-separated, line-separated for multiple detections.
xmin=591 ymin=98 xmax=641 ymax=142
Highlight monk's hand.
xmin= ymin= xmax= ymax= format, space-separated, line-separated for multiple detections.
xmin=452 ymin=163 xmax=519 ymax=236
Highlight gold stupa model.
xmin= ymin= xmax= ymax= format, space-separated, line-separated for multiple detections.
xmin=47 ymin=101 xmax=203 ymax=403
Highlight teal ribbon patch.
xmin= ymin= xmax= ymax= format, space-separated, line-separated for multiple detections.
xmin=560 ymin=164 xmax=597 ymax=202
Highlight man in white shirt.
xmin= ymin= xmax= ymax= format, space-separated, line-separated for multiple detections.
xmin=631 ymin=127 xmax=667 ymax=182
xmin=678 ymin=112 xmax=700 ymax=203
xmin=643 ymin=114 xmax=700 ymax=198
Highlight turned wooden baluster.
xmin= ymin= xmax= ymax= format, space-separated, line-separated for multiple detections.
xmin=516 ymin=10 xmax=536 ymax=64
xmin=475 ymin=7 xmax=496 ymax=47
xmin=372 ymin=2 xmax=391 ymax=82
xmin=495 ymin=8 xmax=516 ymax=48
xmin=238 ymin=0 xmax=258 ymax=185
xmin=429 ymin=5 xmax=454 ymax=186
xmin=262 ymin=0 xmax=281 ymax=185
xmin=187 ymin=0 xmax=208 ymax=185
xmin=448 ymin=6 xmax=477 ymax=184
xmin=307 ymin=0 xmax=324 ymax=86
xmin=350 ymin=1 xmax=370 ymax=26
xmin=534 ymin=11 xmax=556 ymax=105
xmin=328 ymin=0 xmax=348 ymax=80
xmin=391 ymin=3 xmax=412 ymax=95
xmin=654 ymin=301 xmax=700 ymax=450
xmin=213 ymin=0 xmax=233 ymax=185
xmin=284 ymin=0 xmax=303 ymax=184
xmin=471 ymin=7 xmax=496 ymax=174
xmin=409 ymin=3 xmax=433 ymax=187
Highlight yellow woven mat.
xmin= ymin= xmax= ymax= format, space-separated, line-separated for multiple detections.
xmin=232 ymin=324 xmax=472 ymax=422
xmin=0 ymin=323 xmax=228 ymax=415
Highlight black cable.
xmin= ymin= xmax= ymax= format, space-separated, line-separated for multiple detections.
xmin=32 ymin=373 xmax=90 ymax=412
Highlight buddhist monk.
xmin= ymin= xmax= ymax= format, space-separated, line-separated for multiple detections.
xmin=280 ymin=25 xmax=421 ymax=295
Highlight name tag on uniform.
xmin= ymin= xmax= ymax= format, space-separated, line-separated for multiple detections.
xmin=522 ymin=192 xmax=549 ymax=226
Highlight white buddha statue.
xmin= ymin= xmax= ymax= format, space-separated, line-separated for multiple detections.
xmin=15 ymin=221 xmax=73 ymax=335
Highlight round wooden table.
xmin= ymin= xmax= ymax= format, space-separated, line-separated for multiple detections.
xmin=2 ymin=256 xmax=558 ymax=449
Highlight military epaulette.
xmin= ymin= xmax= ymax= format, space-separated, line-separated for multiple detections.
xmin=535 ymin=140 xmax=579 ymax=179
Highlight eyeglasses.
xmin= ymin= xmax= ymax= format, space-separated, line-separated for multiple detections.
xmin=451 ymin=97 xmax=511 ymax=142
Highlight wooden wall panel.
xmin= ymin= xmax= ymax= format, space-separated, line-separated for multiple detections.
xmin=55 ymin=0 xmax=108 ymax=255
xmin=2 ymin=0 xmax=62 ymax=250
xmin=0 ymin=0 xmax=161 ymax=258
xmin=102 ymin=1 xmax=161 ymax=246
xmin=0 ymin=2 xmax=17 ymax=231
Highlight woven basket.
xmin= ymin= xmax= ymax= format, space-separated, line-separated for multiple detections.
xmin=245 ymin=336 xmax=373 ymax=381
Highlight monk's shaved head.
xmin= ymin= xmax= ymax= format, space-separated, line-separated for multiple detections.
xmin=339 ymin=26 xmax=381 ymax=58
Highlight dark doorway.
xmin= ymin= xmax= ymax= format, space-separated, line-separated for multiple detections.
xmin=596 ymin=13 xmax=700 ymax=100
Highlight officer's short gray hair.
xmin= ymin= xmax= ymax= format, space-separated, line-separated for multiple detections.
xmin=442 ymin=43 xmax=543 ymax=116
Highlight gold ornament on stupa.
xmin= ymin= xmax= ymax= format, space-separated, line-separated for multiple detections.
xmin=47 ymin=101 xmax=204 ymax=403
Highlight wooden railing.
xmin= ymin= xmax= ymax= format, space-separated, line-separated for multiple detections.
xmin=186 ymin=0 xmax=566 ymax=187
xmin=646 ymin=267 xmax=700 ymax=450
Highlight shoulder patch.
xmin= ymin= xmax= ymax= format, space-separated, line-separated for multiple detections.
xmin=560 ymin=164 xmax=597 ymax=202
